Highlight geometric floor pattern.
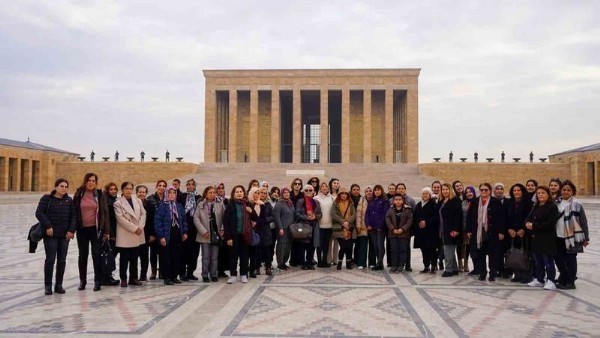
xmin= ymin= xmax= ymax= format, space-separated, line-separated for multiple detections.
xmin=1 ymin=194 xmax=599 ymax=337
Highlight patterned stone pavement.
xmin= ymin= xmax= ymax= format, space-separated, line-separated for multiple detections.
xmin=0 ymin=194 xmax=599 ymax=337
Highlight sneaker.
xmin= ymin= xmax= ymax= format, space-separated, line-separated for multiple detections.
xmin=527 ymin=280 xmax=544 ymax=287
xmin=543 ymin=280 xmax=556 ymax=290
xmin=241 ymin=276 xmax=248 ymax=283
xmin=227 ymin=276 xmax=237 ymax=284
xmin=357 ymin=266 xmax=364 ymax=270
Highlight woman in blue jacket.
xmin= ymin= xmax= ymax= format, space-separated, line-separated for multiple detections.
xmin=365 ymin=185 xmax=390 ymax=270
xmin=155 ymin=186 xmax=188 ymax=285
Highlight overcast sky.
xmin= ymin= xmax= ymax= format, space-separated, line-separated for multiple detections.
xmin=1 ymin=1 xmax=598 ymax=163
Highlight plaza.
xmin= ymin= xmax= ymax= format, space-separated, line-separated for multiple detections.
xmin=1 ymin=194 xmax=598 ymax=337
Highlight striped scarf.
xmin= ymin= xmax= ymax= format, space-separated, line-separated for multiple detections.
xmin=560 ymin=198 xmax=586 ymax=250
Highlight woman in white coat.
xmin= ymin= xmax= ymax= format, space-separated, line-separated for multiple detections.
xmin=114 ymin=182 xmax=146 ymax=287
xmin=193 ymin=186 xmax=225 ymax=283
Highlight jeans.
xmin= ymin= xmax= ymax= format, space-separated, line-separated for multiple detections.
xmin=337 ymin=237 xmax=353 ymax=262
xmin=369 ymin=230 xmax=386 ymax=267
xmin=43 ymin=236 xmax=69 ymax=286
xmin=317 ymin=228 xmax=332 ymax=265
xmin=229 ymin=234 xmax=249 ymax=277
xmin=119 ymin=247 xmax=139 ymax=281
xmin=354 ymin=236 xmax=368 ymax=267
xmin=533 ymin=253 xmax=556 ymax=283
xmin=201 ymin=243 xmax=219 ymax=278
xmin=443 ymin=244 xmax=458 ymax=273
xmin=76 ymin=226 xmax=102 ymax=283
xmin=159 ymin=227 xmax=182 ymax=281
xmin=554 ymin=238 xmax=578 ymax=285
xmin=389 ymin=237 xmax=408 ymax=268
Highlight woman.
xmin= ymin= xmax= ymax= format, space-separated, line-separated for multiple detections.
xmin=136 ymin=185 xmax=151 ymax=281
xmin=295 ymin=184 xmax=322 ymax=270
xmin=452 ymin=181 xmax=464 ymax=202
xmin=355 ymin=185 xmax=372 ymax=270
xmin=329 ymin=178 xmax=340 ymax=199
xmin=506 ymin=183 xmax=533 ymax=283
xmin=273 ymin=187 xmax=296 ymax=270
xmin=332 ymin=187 xmax=356 ymax=270
xmin=155 ymin=186 xmax=188 ymax=285
xmin=308 ymin=177 xmax=320 ymax=191
xmin=289 ymin=178 xmax=304 ymax=267
xmin=386 ymin=183 xmax=397 ymax=200
xmin=258 ymin=187 xmax=275 ymax=275
xmin=248 ymin=187 xmax=272 ymax=277
xmin=181 ymin=179 xmax=202 ymax=281
xmin=73 ymin=173 xmax=110 ymax=292
xmin=460 ymin=186 xmax=477 ymax=273
xmin=145 ymin=180 xmax=166 ymax=280
xmin=554 ymin=180 xmax=590 ymax=290
xmin=216 ymin=182 xmax=229 ymax=206
xmin=365 ymin=185 xmax=390 ymax=270
xmin=314 ymin=182 xmax=333 ymax=268
xmin=466 ymin=183 xmax=506 ymax=281
xmin=114 ymin=182 xmax=146 ymax=287
xmin=549 ymin=178 xmax=562 ymax=203
xmin=215 ymin=182 xmax=229 ymax=278
xmin=193 ymin=185 xmax=225 ymax=283
xmin=413 ymin=187 xmax=439 ymax=274
xmin=385 ymin=194 xmax=412 ymax=273
xmin=223 ymin=185 xmax=257 ymax=283
xmin=525 ymin=179 xmax=538 ymax=202
xmin=525 ymin=186 xmax=560 ymax=290
xmin=247 ymin=179 xmax=260 ymax=193
xmin=102 ymin=182 xmax=120 ymax=286
xmin=267 ymin=186 xmax=280 ymax=271
xmin=35 ymin=179 xmax=76 ymax=295
xmin=395 ymin=182 xmax=416 ymax=271
xmin=437 ymin=183 xmax=462 ymax=277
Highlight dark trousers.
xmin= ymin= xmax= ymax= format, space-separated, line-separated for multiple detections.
xmin=119 ymin=247 xmax=139 ymax=281
xmin=405 ymin=237 xmax=412 ymax=268
xmin=260 ymin=244 xmax=273 ymax=268
xmin=218 ymin=245 xmax=229 ymax=274
xmin=139 ymin=242 xmax=149 ymax=278
xmin=475 ymin=240 xmax=500 ymax=278
xmin=291 ymin=241 xmax=303 ymax=266
xmin=229 ymin=234 xmax=249 ymax=276
xmin=181 ymin=219 xmax=200 ymax=277
xmin=354 ymin=236 xmax=368 ymax=267
xmin=369 ymin=230 xmax=386 ymax=267
xmin=386 ymin=237 xmax=391 ymax=266
xmin=159 ymin=227 xmax=182 ymax=281
xmin=337 ymin=238 xmax=353 ymax=262
xmin=301 ymin=242 xmax=315 ymax=267
xmin=317 ymin=228 xmax=332 ymax=265
xmin=420 ymin=247 xmax=437 ymax=269
xmin=268 ymin=228 xmax=278 ymax=264
xmin=533 ymin=253 xmax=556 ymax=283
xmin=150 ymin=240 xmax=159 ymax=274
xmin=555 ymin=238 xmax=578 ymax=285
xmin=367 ymin=233 xmax=376 ymax=266
xmin=76 ymin=226 xmax=102 ymax=283
xmin=389 ymin=237 xmax=408 ymax=268
xmin=249 ymin=245 xmax=260 ymax=272
xmin=43 ymin=236 xmax=69 ymax=286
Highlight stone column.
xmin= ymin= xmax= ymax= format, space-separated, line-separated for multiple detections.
xmin=385 ymin=88 xmax=394 ymax=163
xmin=15 ymin=158 xmax=21 ymax=192
xmin=23 ymin=159 xmax=32 ymax=191
xmin=320 ymin=87 xmax=329 ymax=163
xmin=204 ymin=86 xmax=217 ymax=162
xmin=341 ymin=87 xmax=350 ymax=164
xmin=0 ymin=157 xmax=8 ymax=191
xmin=363 ymin=88 xmax=372 ymax=163
xmin=228 ymin=90 xmax=238 ymax=163
xmin=292 ymin=87 xmax=301 ymax=163
xmin=249 ymin=88 xmax=259 ymax=163
xmin=405 ymin=85 xmax=419 ymax=163
xmin=270 ymin=88 xmax=280 ymax=163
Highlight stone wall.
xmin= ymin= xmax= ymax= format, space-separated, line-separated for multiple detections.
xmin=55 ymin=162 xmax=198 ymax=191
xmin=550 ymin=149 xmax=600 ymax=195
xmin=418 ymin=163 xmax=571 ymax=190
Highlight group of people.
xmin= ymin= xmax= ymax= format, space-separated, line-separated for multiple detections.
xmin=36 ymin=173 xmax=590 ymax=295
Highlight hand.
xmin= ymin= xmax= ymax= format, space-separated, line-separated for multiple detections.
xmin=419 ymin=220 xmax=426 ymax=228
xmin=134 ymin=228 xmax=142 ymax=236
xmin=279 ymin=229 xmax=284 ymax=237
xmin=203 ymin=232 xmax=210 ymax=239
xmin=525 ymin=222 xmax=533 ymax=230
xmin=398 ymin=229 xmax=404 ymax=235
xmin=583 ymin=240 xmax=590 ymax=247
xmin=182 ymin=234 xmax=188 ymax=241
xmin=219 ymin=230 xmax=224 ymax=236
xmin=246 ymin=206 xmax=253 ymax=213
xmin=508 ymin=229 xmax=516 ymax=238
xmin=227 ymin=239 xmax=233 ymax=247
xmin=65 ymin=231 xmax=74 ymax=240
xmin=45 ymin=227 xmax=54 ymax=237
xmin=498 ymin=234 xmax=505 ymax=241
xmin=367 ymin=226 xmax=373 ymax=231
xmin=517 ymin=229 xmax=525 ymax=238
xmin=450 ymin=231 xmax=458 ymax=238
xmin=103 ymin=234 xmax=110 ymax=240
xmin=467 ymin=232 xmax=472 ymax=239
xmin=160 ymin=238 xmax=167 ymax=246
xmin=149 ymin=235 xmax=156 ymax=243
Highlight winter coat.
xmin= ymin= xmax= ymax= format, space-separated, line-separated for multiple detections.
xmin=145 ymin=193 xmax=162 ymax=239
xmin=253 ymin=202 xmax=274 ymax=246
xmin=331 ymin=201 xmax=356 ymax=239
xmin=506 ymin=198 xmax=533 ymax=232
xmin=114 ymin=196 xmax=146 ymax=248
xmin=73 ymin=188 xmax=110 ymax=235
xmin=106 ymin=194 xmax=117 ymax=239
xmin=437 ymin=197 xmax=463 ymax=245
xmin=295 ymin=198 xmax=322 ymax=245
xmin=386 ymin=206 xmax=412 ymax=239
xmin=35 ymin=193 xmax=76 ymax=238
xmin=273 ymin=200 xmax=296 ymax=243
xmin=354 ymin=197 xmax=369 ymax=237
xmin=365 ymin=197 xmax=390 ymax=231
xmin=528 ymin=203 xmax=559 ymax=255
xmin=154 ymin=202 xmax=187 ymax=244
xmin=193 ymin=199 xmax=224 ymax=244
xmin=413 ymin=200 xmax=439 ymax=249
xmin=466 ymin=197 xmax=507 ymax=247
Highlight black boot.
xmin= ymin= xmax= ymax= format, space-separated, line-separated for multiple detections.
xmin=346 ymin=262 xmax=353 ymax=270
xmin=337 ymin=262 xmax=342 ymax=270
xmin=78 ymin=280 xmax=86 ymax=291
xmin=45 ymin=286 xmax=53 ymax=295
xmin=55 ymin=261 xmax=66 ymax=294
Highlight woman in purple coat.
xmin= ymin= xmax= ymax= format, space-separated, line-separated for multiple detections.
xmin=365 ymin=185 xmax=390 ymax=270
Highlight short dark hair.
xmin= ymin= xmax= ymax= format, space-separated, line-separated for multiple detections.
xmin=104 ymin=182 xmax=117 ymax=192
xmin=479 ymin=182 xmax=493 ymax=191
xmin=562 ymin=179 xmax=577 ymax=196
xmin=120 ymin=181 xmax=134 ymax=190
xmin=231 ymin=185 xmax=246 ymax=200
xmin=202 ymin=185 xmax=216 ymax=199
xmin=186 ymin=179 xmax=196 ymax=185
xmin=173 ymin=179 xmax=181 ymax=184
xmin=54 ymin=178 xmax=68 ymax=188
xmin=136 ymin=185 xmax=148 ymax=193
xmin=535 ymin=185 xmax=552 ymax=205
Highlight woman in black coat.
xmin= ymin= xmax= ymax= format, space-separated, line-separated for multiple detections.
xmin=412 ymin=187 xmax=439 ymax=273
xmin=295 ymin=185 xmax=322 ymax=270
xmin=36 ymin=179 xmax=76 ymax=295
xmin=525 ymin=185 xmax=559 ymax=290
xmin=506 ymin=183 xmax=533 ymax=283
xmin=437 ymin=183 xmax=462 ymax=277
xmin=467 ymin=183 xmax=507 ymax=281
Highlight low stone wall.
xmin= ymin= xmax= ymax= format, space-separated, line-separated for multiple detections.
xmin=55 ymin=162 xmax=198 ymax=190
xmin=418 ymin=163 xmax=571 ymax=189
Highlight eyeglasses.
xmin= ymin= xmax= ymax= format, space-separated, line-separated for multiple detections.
xmin=294 ymin=182 xmax=302 ymax=186
xmin=480 ymin=188 xmax=490 ymax=192
xmin=304 ymin=189 xmax=313 ymax=192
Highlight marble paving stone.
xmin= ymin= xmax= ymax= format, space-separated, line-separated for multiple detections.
xmin=268 ymin=266 xmax=393 ymax=285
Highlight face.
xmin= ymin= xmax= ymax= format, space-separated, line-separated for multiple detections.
xmin=136 ymin=188 xmax=147 ymax=200
xmin=432 ymin=183 xmax=441 ymax=195
xmin=304 ymin=186 xmax=314 ymax=197
xmin=251 ymin=181 xmax=260 ymax=188
xmin=393 ymin=196 xmax=404 ymax=207
xmin=388 ymin=185 xmax=396 ymax=195
xmin=320 ymin=183 xmax=329 ymax=195
xmin=465 ymin=189 xmax=474 ymax=200
xmin=339 ymin=192 xmax=348 ymax=201
xmin=168 ymin=189 xmax=177 ymax=201
xmin=309 ymin=179 xmax=318 ymax=188
xmin=259 ymin=189 xmax=268 ymax=201
xmin=396 ymin=185 xmax=406 ymax=195
xmin=549 ymin=182 xmax=560 ymax=193
xmin=122 ymin=184 xmax=133 ymax=198
xmin=56 ymin=182 xmax=69 ymax=195
xmin=374 ymin=187 xmax=383 ymax=197
xmin=526 ymin=181 xmax=536 ymax=193
xmin=271 ymin=189 xmax=280 ymax=200
xmin=206 ymin=188 xmax=216 ymax=201
xmin=365 ymin=188 xmax=373 ymax=199
xmin=233 ymin=187 xmax=244 ymax=200
xmin=441 ymin=186 xmax=451 ymax=198
xmin=479 ymin=185 xmax=490 ymax=197
xmin=351 ymin=186 xmax=360 ymax=197
xmin=252 ymin=189 xmax=260 ymax=201
xmin=217 ymin=184 xmax=225 ymax=196
xmin=454 ymin=182 xmax=463 ymax=194
xmin=293 ymin=180 xmax=302 ymax=191
xmin=537 ymin=189 xmax=549 ymax=203
xmin=172 ymin=181 xmax=180 ymax=190
xmin=186 ymin=181 xmax=195 ymax=192
xmin=331 ymin=180 xmax=340 ymax=190
xmin=282 ymin=190 xmax=290 ymax=200
xmin=85 ymin=176 xmax=97 ymax=190
xmin=561 ymin=185 xmax=573 ymax=200
xmin=512 ymin=186 xmax=523 ymax=199
xmin=108 ymin=185 xmax=118 ymax=197
xmin=262 ymin=182 xmax=269 ymax=189
xmin=156 ymin=182 xmax=166 ymax=195
xmin=422 ymin=191 xmax=430 ymax=202
xmin=494 ymin=186 xmax=505 ymax=198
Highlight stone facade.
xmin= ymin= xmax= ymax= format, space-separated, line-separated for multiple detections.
xmin=549 ymin=143 xmax=600 ymax=195
xmin=203 ymin=69 xmax=420 ymax=164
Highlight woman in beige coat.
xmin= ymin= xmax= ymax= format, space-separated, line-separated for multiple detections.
xmin=193 ymin=186 xmax=225 ymax=282
xmin=114 ymin=182 xmax=146 ymax=287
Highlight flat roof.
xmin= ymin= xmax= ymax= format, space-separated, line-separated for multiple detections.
xmin=0 ymin=138 xmax=79 ymax=155
xmin=550 ymin=142 xmax=600 ymax=156
xmin=203 ymin=68 xmax=421 ymax=78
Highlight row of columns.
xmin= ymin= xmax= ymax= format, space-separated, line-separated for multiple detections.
xmin=0 ymin=157 xmax=36 ymax=191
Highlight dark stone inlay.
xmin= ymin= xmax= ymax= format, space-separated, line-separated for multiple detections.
xmin=416 ymin=288 xmax=468 ymax=338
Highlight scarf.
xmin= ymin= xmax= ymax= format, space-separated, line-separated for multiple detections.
xmin=438 ymin=200 xmax=446 ymax=238
xmin=164 ymin=186 xmax=179 ymax=227
xmin=304 ymin=196 xmax=314 ymax=213
xmin=338 ymin=199 xmax=350 ymax=221
xmin=281 ymin=187 xmax=293 ymax=208
xmin=476 ymin=197 xmax=490 ymax=249
xmin=235 ymin=199 xmax=252 ymax=245
xmin=351 ymin=194 xmax=361 ymax=209
xmin=561 ymin=198 xmax=586 ymax=250
xmin=185 ymin=191 xmax=198 ymax=216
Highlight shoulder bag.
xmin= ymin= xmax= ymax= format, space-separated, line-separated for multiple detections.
xmin=290 ymin=222 xmax=313 ymax=240
xmin=505 ymin=237 xmax=530 ymax=271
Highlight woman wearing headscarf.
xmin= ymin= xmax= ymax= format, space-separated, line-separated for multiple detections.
xmin=193 ymin=185 xmax=225 ymax=282
xmin=114 ymin=182 xmax=146 ymax=287
xmin=506 ymin=183 xmax=533 ymax=283
xmin=413 ymin=187 xmax=439 ymax=273
xmin=154 ymin=186 xmax=188 ymax=285
xmin=332 ymin=187 xmax=356 ymax=270
xmin=295 ymin=184 xmax=322 ymax=270
xmin=35 ymin=179 xmax=76 ymax=295
xmin=273 ymin=187 xmax=296 ymax=270
xmin=354 ymin=185 xmax=372 ymax=270
xmin=180 ymin=179 xmax=202 ymax=281
xmin=314 ymin=182 xmax=334 ymax=268
xmin=460 ymin=186 xmax=477 ymax=273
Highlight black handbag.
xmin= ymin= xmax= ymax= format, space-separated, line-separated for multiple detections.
xmin=290 ymin=223 xmax=313 ymax=240
xmin=505 ymin=237 xmax=530 ymax=271
xmin=209 ymin=208 xmax=223 ymax=246
xmin=29 ymin=196 xmax=51 ymax=242
xmin=100 ymin=240 xmax=116 ymax=273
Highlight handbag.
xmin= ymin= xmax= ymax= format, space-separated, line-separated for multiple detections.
xmin=250 ymin=228 xmax=260 ymax=246
xmin=29 ymin=196 xmax=52 ymax=242
xmin=100 ymin=239 xmax=116 ymax=273
xmin=505 ymin=237 xmax=529 ymax=271
xmin=290 ymin=223 xmax=313 ymax=240
xmin=209 ymin=206 xmax=223 ymax=246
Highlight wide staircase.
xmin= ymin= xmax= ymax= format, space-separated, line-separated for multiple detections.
xmin=180 ymin=163 xmax=437 ymax=197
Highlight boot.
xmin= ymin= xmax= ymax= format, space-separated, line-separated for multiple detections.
xmin=149 ymin=267 xmax=157 ymax=280
xmin=78 ymin=280 xmax=86 ymax=291
xmin=45 ymin=286 xmax=53 ymax=295
xmin=346 ymin=262 xmax=353 ymax=270
xmin=336 ymin=262 xmax=342 ymax=270
xmin=55 ymin=261 xmax=66 ymax=293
